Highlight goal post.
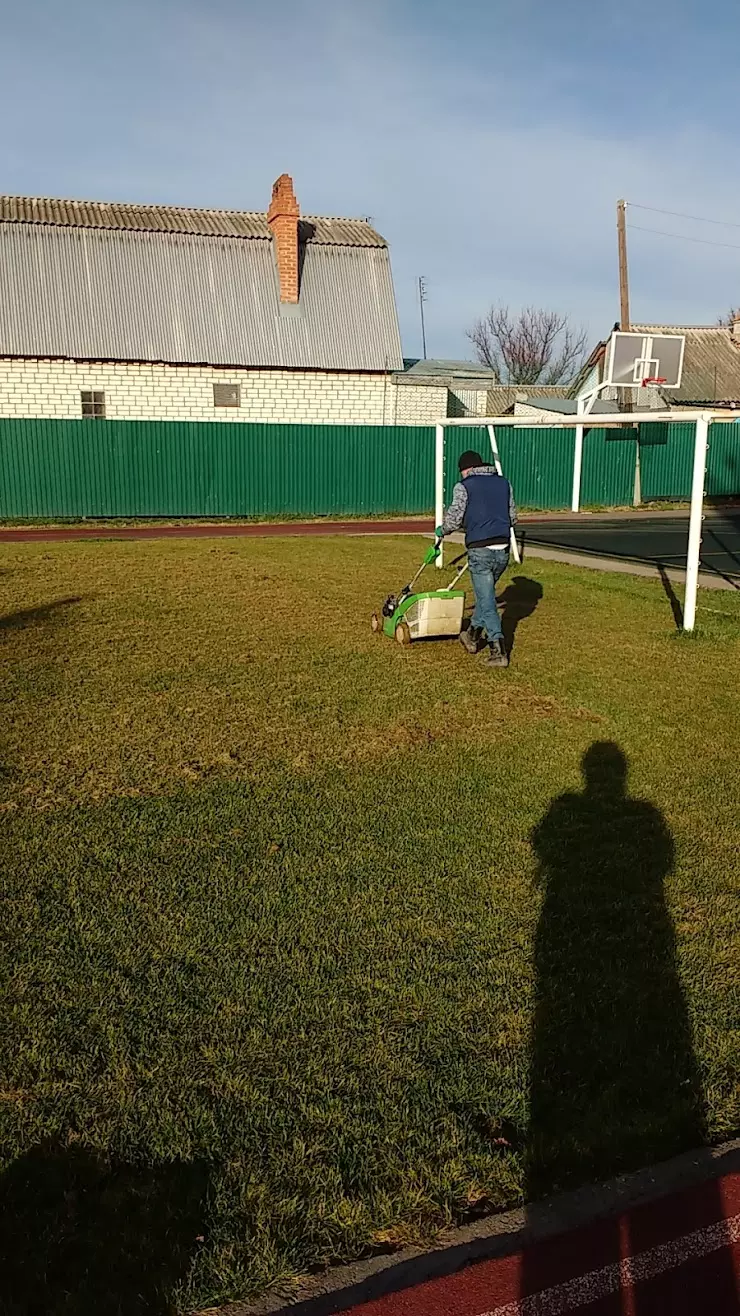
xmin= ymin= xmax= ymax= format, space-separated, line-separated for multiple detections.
xmin=435 ymin=409 xmax=718 ymax=633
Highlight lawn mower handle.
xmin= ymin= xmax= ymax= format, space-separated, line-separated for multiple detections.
xmin=400 ymin=539 xmax=442 ymax=595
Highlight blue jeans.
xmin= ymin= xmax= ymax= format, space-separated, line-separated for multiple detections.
xmin=468 ymin=546 xmax=509 ymax=641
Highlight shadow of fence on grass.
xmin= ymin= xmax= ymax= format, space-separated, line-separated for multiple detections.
xmin=0 ymin=1144 xmax=208 ymax=1316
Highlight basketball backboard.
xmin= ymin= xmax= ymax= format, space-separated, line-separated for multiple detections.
xmin=604 ymin=331 xmax=685 ymax=389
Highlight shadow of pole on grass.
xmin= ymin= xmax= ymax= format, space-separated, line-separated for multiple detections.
xmin=0 ymin=1144 xmax=208 ymax=1316
xmin=521 ymin=742 xmax=736 ymax=1309
xmin=657 ymin=565 xmax=684 ymax=630
xmin=497 ymin=577 xmax=544 ymax=657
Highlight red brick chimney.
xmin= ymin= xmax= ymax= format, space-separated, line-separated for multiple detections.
xmin=267 ymin=173 xmax=300 ymax=304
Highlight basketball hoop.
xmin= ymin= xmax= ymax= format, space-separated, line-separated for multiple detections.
xmin=603 ymin=333 xmax=685 ymax=391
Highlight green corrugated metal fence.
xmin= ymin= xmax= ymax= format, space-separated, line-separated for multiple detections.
xmin=707 ymin=422 xmax=740 ymax=496
xmin=638 ymin=422 xmax=740 ymax=500
xmin=442 ymin=424 xmax=636 ymax=509
xmin=0 ymin=417 xmax=738 ymax=520
xmin=0 ymin=420 xmax=435 ymax=519
xmin=581 ymin=430 xmax=636 ymax=507
xmin=443 ymin=426 xmax=576 ymax=509
xmin=638 ymin=423 xmax=694 ymax=500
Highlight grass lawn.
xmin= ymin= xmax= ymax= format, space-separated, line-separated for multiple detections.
xmin=1 ymin=536 xmax=738 ymax=1313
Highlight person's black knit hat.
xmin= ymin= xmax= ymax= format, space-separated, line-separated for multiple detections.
xmin=458 ymin=450 xmax=484 ymax=472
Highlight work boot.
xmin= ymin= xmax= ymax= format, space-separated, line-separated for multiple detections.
xmin=483 ymin=636 xmax=509 ymax=668
xmin=459 ymin=624 xmax=484 ymax=655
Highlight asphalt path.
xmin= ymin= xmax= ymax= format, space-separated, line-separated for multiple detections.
xmin=523 ymin=509 xmax=740 ymax=581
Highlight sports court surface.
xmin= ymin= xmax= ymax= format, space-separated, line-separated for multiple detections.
xmin=524 ymin=508 xmax=740 ymax=582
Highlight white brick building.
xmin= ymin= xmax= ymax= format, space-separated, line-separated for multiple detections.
xmin=0 ymin=359 xmax=443 ymax=425
xmin=0 ymin=175 xmax=428 ymax=425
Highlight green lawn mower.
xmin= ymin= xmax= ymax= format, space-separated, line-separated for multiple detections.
xmin=371 ymin=539 xmax=468 ymax=645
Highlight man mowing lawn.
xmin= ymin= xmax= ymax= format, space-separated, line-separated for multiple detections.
xmin=437 ymin=449 xmax=517 ymax=667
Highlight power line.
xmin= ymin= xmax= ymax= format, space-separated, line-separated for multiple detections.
xmin=627 ymin=222 xmax=740 ymax=252
xmin=628 ymin=202 xmax=740 ymax=230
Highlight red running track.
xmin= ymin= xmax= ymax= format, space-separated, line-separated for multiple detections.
xmin=346 ymin=1174 xmax=740 ymax=1316
xmin=0 ymin=516 xmax=576 ymax=543
xmin=0 ymin=519 xmax=434 ymax=542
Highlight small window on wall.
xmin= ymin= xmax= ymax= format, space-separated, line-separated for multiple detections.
xmin=81 ymin=390 xmax=106 ymax=418
xmin=213 ymin=383 xmax=240 ymax=408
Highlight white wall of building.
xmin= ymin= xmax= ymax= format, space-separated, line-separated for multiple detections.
xmin=0 ymin=358 xmax=450 ymax=426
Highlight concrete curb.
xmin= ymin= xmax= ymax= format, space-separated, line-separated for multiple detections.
xmin=190 ymin=1139 xmax=740 ymax=1316
xmin=521 ymin=544 xmax=739 ymax=592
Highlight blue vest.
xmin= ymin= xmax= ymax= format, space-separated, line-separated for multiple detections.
xmin=462 ymin=471 xmax=511 ymax=548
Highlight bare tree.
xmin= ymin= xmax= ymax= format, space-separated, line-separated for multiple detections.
xmin=718 ymin=308 xmax=740 ymax=327
xmin=468 ymin=305 xmax=588 ymax=385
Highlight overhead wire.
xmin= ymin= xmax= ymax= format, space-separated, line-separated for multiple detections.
xmin=626 ymin=223 xmax=740 ymax=252
xmin=628 ymin=202 xmax=740 ymax=230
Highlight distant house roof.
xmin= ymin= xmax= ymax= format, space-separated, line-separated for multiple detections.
xmin=400 ymin=359 xmax=497 ymax=383
xmin=0 ymin=188 xmax=403 ymax=371
xmin=518 ymin=396 xmax=617 ymax=415
xmin=490 ymin=385 xmax=572 ymax=413
xmin=396 ymin=365 xmax=575 ymax=407
xmin=574 ymin=323 xmax=740 ymax=404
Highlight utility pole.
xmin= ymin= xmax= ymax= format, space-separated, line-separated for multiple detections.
xmin=418 ymin=276 xmax=428 ymax=359
xmin=617 ymin=200 xmax=630 ymax=330
xmin=617 ymin=199 xmax=635 ymax=483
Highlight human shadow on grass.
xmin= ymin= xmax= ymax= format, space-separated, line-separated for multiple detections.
xmin=0 ymin=1144 xmax=208 ymax=1316
xmin=497 ymin=576 xmax=543 ymax=656
xmin=521 ymin=742 xmax=737 ymax=1310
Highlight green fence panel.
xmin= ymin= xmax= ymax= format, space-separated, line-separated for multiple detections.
xmin=638 ymin=421 xmax=740 ymax=501
xmin=581 ymin=429 xmax=636 ymax=507
xmin=0 ymin=420 xmax=436 ymax=519
xmin=500 ymin=427 xmax=575 ymax=509
xmin=638 ymin=423 xmax=694 ymax=500
xmin=707 ymin=422 xmax=740 ymax=497
xmin=442 ymin=426 xmax=574 ymax=510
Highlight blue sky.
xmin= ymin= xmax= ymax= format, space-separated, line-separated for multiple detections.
xmin=2 ymin=0 xmax=740 ymax=359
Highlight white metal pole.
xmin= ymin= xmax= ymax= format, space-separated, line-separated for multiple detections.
xmin=633 ymin=443 xmax=642 ymax=507
xmin=572 ymin=389 xmax=598 ymax=512
xmin=572 ymin=426 xmax=584 ymax=513
xmin=683 ymin=413 xmax=710 ymax=632
xmin=434 ymin=422 xmax=445 ymax=568
xmin=487 ymin=424 xmax=521 ymax=565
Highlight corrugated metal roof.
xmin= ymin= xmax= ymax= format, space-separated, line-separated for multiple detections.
xmin=487 ymin=385 xmax=571 ymax=413
xmin=0 ymin=194 xmax=386 ymax=247
xmin=0 ymin=222 xmax=403 ymax=371
xmin=520 ymin=396 xmax=617 ymax=414
xmin=631 ymin=324 xmax=740 ymax=403
xmin=402 ymin=359 xmax=497 ymax=379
